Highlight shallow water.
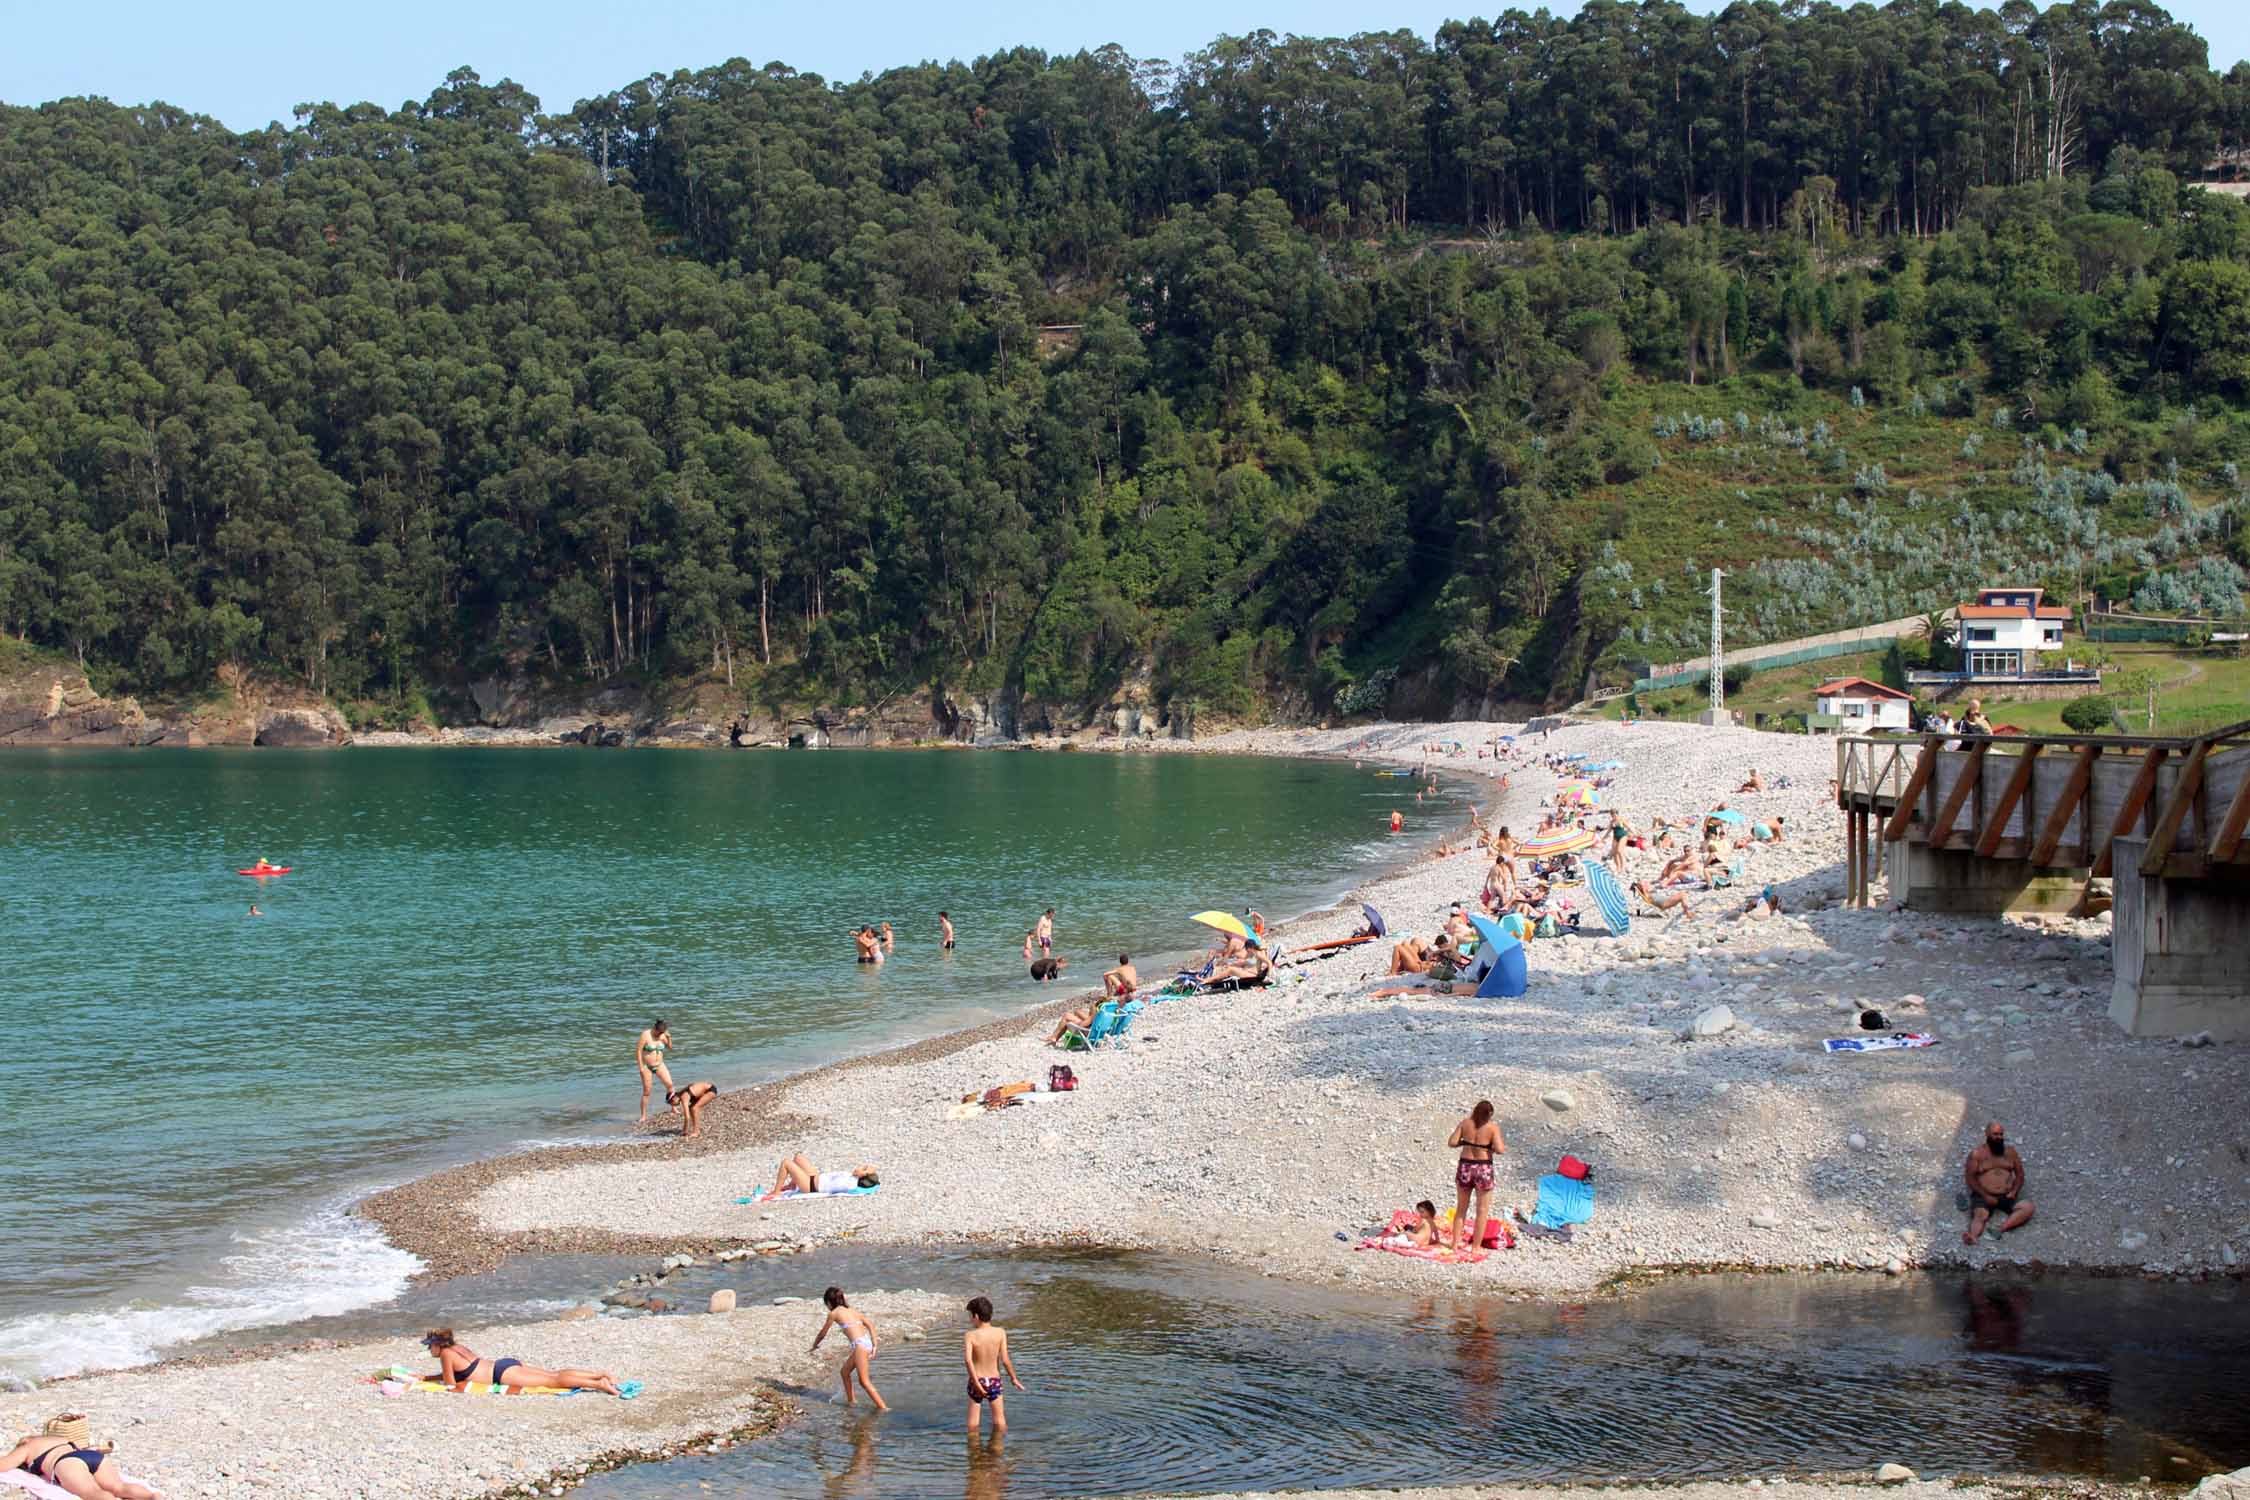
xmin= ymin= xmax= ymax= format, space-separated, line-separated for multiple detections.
xmin=582 ymin=1251 xmax=2250 ymax=1497
xmin=0 ymin=747 xmax=1462 ymax=1377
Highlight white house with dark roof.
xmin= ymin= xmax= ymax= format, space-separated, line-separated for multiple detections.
xmin=1811 ymin=676 xmax=1914 ymax=732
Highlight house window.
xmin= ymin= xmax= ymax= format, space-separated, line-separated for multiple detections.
xmin=1966 ymin=627 xmax=1996 ymax=642
xmin=2042 ymin=628 xmax=2062 ymax=645
xmin=1968 ymin=650 xmax=2020 ymax=675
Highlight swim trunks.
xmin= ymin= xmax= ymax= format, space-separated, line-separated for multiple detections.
xmin=1455 ymin=1159 xmax=1494 ymax=1192
xmin=1039 ymin=934 xmax=1052 ymax=953
xmin=967 ymin=1375 xmax=1004 ymax=1403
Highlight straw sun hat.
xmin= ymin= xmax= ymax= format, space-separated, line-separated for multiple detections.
xmin=40 ymin=1413 xmax=107 ymax=1450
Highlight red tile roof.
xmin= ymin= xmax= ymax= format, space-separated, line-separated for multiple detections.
xmin=1957 ymin=604 xmax=2071 ymax=621
xmin=1814 ymin=677 xmax=1912 ymax=700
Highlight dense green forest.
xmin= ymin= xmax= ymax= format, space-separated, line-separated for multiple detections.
xmin=4 ymin=0 xmax=2250 ymax=725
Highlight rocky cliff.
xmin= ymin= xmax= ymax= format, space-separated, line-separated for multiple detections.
xmin=0 ymin=659 xmax=351 ymax=748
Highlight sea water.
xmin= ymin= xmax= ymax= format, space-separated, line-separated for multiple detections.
xmin=0 ymin=746 xmax=1462 ymax=1378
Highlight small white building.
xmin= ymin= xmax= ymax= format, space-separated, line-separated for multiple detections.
xmin=1813 ymin=676 xmax=1914 ymax=731
xmin=1955 ymin=586 xmax=2069 ymax=675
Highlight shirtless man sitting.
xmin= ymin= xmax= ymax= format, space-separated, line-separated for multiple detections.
xmin=1963 ymin=1121 xmax=2034 ymax=1245
xmin=1102 ymin=953 xmax=1140 ymax=997
xmin=1737 ymin=768 xmax=1765 ymax=793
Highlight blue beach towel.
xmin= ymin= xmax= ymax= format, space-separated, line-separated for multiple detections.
xmin=565 ymin=1380 xmax=644 ymax=1399
xmin=1531 ymin=1172 xmax=1595 ymax=1230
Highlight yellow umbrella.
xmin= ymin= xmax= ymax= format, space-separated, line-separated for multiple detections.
xmin=1190 ymin=910 xmax=1251 ymax=940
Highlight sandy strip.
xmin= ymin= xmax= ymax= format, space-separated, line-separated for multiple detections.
xmin=0 ymin=1292 xmax=952 ymax=1500
xmin=366 ymin=717 xmax=2248 ymax=1298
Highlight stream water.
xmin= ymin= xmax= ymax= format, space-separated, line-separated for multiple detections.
xmin=561 ymin=1249 xmax=2250 ymax=1498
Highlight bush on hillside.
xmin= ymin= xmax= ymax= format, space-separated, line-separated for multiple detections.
xmin=2061 ymin=694 xmax=2118 ymax=733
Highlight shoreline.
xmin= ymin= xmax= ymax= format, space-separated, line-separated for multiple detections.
xmin=370 ymin=716 xmax=2248 ymax=1296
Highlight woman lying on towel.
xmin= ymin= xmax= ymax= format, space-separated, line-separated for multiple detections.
xmin=763 ymin=1153 xmax=879 ymax=1199
xmin=421 ymin=1329 xmax=625 ymax=1396
xmin=4 ymin=1423 xmax=161 ymax=1500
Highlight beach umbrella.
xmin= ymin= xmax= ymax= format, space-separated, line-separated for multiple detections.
xmin=1557 ymin=786 xmax=1600 ymax=808
xmin=1706 ymin=808 xmax=1748 ymax=826
xmin=1517 ymin=826 xmax=1598 ymax=858
xmin=1361 ymin=902 xmax=1388 ymax=938
xmin=1190 ymin=910 xmax=1251 ymax=940
xmin=1584 ymin=861 xmax=1632 ymax=937
xmin=1468 ymin=915 xmax=1529 ymax=997
xmin=1555 ymin=779 xmax=1595 ymax=793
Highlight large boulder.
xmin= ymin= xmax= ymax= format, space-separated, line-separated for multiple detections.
xmin=254 ymin=706 xmax=350 ymax=748
xmin=2194 ymin=1467 xmax=2250 ymax=1500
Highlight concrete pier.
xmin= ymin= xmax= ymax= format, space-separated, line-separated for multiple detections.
xmin=2110 ymin=836 xmax=2250 ymax=1040
xmin=1885 ymin=840 xmax=2085 ymax=916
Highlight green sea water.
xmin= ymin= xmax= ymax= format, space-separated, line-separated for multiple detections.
xmin=0 ymin=746 xmax=1462 ymax=1378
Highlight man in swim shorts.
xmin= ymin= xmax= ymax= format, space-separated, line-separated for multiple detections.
xmin=1036 ymin=908 xmax=1055 ymax=954
xmin=939 ymin=911 xmax=955 ymax=949
xmin=1963 ymin=1121 xmax=2033 ymax=1244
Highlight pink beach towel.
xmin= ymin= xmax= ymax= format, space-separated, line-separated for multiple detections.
xmin=1354 ymin=1237 xmax=1490 ymax=1264
xmin=3 ymin=1468 xmax=162 ymax=1500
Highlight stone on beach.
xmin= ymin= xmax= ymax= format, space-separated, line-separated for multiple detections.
xmin=1686 ymin=1005 xmax=1737 ymax=1039
xmin=708 ymin=1289 xmax=737 ymax=1313
xmin=1541 ymin=1089 xmax=1576 ymax=1112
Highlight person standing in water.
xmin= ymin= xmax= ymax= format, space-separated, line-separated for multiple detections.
xmin=812 ymin=1287 xmax=889 ymax=1412
xmin=963 ymin=1295 xmax=1024 ymax=1433
xmin=939 ymin=911 xmax=956 ymax=950
xmin=1390 ymin=809 xmax=1404 ymax=833
xmin=1035 ymin=908 xmax=1055 ymax=956
xmin=879 ymin=922 xmax=895 ymax=955
xmin=635 ymin=1020 xmax=675 ymax=1124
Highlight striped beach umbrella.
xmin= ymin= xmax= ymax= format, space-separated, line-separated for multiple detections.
xmin=1517 ymin=826 xmax=1598 ymax=858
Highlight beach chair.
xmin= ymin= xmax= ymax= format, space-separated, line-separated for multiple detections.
xmin=1055 ymin=999 xmax=1118 ymax=1051
xmin=1098 ymin=998 xmax=1145 ymax=1046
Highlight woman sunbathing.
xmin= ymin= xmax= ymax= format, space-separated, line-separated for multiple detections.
xmin=1046 ymin=1001 xmax=1100 ymax=1045
xmin=1207 ymin=948 xmax=1272 ymax=987
xmin=1633 ymin=880 xmax=1696 ymax=917
xmin=763 ymin=1153 xmax=879 ymax=1199
xmin=421 ymin=1329 xmax=625 ymax=1396
xmin=5 ymin=1425 xmax=161 ymax=1500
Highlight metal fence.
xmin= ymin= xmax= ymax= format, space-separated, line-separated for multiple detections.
xmin=1632 ymin=635 xmax=1893 ymax=693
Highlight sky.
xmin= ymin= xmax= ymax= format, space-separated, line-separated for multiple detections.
xmin=2 ymin=0 xmax=2243 ymax=131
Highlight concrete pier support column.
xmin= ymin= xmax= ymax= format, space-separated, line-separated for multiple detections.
xmin=2110 ymin=837 xmax=2250 ymax=1040
xmin=1888 ymin=841 xmax=2085 ymax=916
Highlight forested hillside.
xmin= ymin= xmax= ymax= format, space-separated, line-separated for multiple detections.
xmin=4 ymin=1 xmax=2250 ymax=727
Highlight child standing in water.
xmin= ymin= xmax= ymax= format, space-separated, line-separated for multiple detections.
xmin=963 ymin=1295 xmax=1025 ymax=1433
xmin=812 ymin=1287 xmax=888 ymax=1411
xmin=939 ymin=911 xmax=955 ymax=950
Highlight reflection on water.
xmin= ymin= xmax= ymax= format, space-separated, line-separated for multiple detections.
xmin=580 ymin=1252 xmax=2250 ymax=1499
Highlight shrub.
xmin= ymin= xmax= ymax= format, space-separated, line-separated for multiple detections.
xmin=2061 ymin=694 xmax=2117 ymax=733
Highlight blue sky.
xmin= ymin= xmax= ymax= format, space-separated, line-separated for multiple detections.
xmin=3 ymin=0 xmax=2243 ymax=131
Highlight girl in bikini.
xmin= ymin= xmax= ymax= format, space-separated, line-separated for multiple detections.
xmin=667 ymin=1081 xmax=719 ymax=1138
xmin=812 ymin=1287 xmax=889 ymax=1411
xmin=4 ymin=1423 xmax=160 ymax=1500
xmin=1447 ymin=1100 xmax=1506 ymax=1254
xmin=422 ymin=1329 xmax=625 ymax=1396
xmin=635 ymin=1020 xmax=675 ymax=1124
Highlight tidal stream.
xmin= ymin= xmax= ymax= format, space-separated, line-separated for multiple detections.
xmin=570 ymin=1249 xmax=2250 ymax=1499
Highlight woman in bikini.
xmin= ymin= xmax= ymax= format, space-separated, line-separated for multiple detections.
xmin=420 ymin=1330 xmax=625 ymax=1396
xmin=667 ymin=1080 xmax=719 ymax=1138
xmin=635 ymin=1020 xmax=675 ymax=1124
xmin=812 ymin=1287 xmax=888 ymax=1411
xmin=763 ymin=1154 xmax=879 ymax=1199
xmin=4 ymin=1424 xmax=160 ymax=1500
xmin=1447 ymin=1100 xmax=1506 ymax=1254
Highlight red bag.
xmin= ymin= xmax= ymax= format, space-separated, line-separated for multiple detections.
xmin=1047 ymin=1064 xmax=1077 ymax=1092
xmin=1480 ymin=1216 xmax=1515 ymax=1249
xmin=1557 ymin=1154 xmax=1591 ymax=1181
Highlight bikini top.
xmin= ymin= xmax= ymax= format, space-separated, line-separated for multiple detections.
xmin=1457 ymin=1127 xmax=1500 ymax=1161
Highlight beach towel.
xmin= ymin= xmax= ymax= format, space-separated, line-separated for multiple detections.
xmin=735 ymin=1183 xmax=880 ymax=1204
xmin=1516 ymin=1216 xmax=1574 ymax=1244
xmin=2 ymin=1467 xmax=162 ymax=1500
xmin=1354 ymin=1237 xmax=1490 ymax=1264
xmin=377 ymin=1366 xmax=572 ymax=1396
xmin=1821 ymin=1033 xmax=1937 ymax=1053
xmin=1530 ymin=1172 xmax=1595 ymax=1230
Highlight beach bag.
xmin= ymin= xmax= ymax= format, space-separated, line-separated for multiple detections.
xmin=1858 ymin=1009 xmax=1888 ymax=1031
xmin=1047 ymin=1064 xmax=1077 ymax=1092
xmin=1557 ymin=1154 xmax=1591 ymax=1181
xmin=1534 ymin=914 xmax=1563 ymax=939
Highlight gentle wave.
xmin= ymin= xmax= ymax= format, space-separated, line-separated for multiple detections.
xmin=0 ymin=1199 xmax=421 ymax=1381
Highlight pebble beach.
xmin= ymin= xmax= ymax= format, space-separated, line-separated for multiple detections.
xmin=16 ymin=717 xmax=2250 ymax=1500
